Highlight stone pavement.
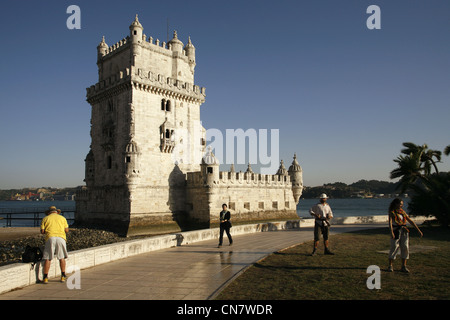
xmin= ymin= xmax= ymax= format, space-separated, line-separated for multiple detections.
xmin=0 ymin=224 xmax=383 ymax=300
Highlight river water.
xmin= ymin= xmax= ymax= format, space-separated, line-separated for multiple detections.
xmin=296 ymin=198 xmax=403 ymax=219
xmin=0 ymin=198 xmax=403 ymax=227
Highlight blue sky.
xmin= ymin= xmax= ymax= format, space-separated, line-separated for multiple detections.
xmin=0 ymin=0 xmax=449 ymax=189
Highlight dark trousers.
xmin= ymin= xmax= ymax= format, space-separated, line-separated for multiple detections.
xmin=219 ymin=224 xmax=233 ymax=245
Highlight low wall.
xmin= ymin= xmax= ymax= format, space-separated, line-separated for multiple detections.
xmin=0 ymin=216 xmax=429 ymax=294
xmin=298 ymin=215 xmax=429 ymax=227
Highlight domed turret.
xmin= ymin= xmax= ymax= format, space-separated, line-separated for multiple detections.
xmin=201 ymin=147 xmax=219 ymax=187
xmin=168 ymin=30 xmax=184 ymax=53
xmin=124 ymin=140 xmax=141 ymax=185
xmin=84 ymin=150 xmax=95 ymax=186
xmin=129 ymin=14 xmax=143 ymax=41
xmin=288 ymin=154 xmax=303 ymax=204
xmin=276 ymin=160 xmax=288 ymax=176
xmin=97 ymin=36 xmax=108 ymax=60
xmin=184 ymin=36 xmax=196 ymax=73
xmin=129 ymin=14 xmax=143 ymax=63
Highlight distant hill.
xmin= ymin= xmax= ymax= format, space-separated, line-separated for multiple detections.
xmin=301 ymin=180 xmax=399 ymax=199
xmin=0 ymin=187 xmax=80 ymax=201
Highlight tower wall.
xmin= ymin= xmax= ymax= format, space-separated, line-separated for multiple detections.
xmin=185 ymin=171 xmax=300 ymax=228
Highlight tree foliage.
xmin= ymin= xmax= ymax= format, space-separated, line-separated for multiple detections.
xmin=302 ymin=180 xmax=398 ymax=199
xmin=390 ymin=142 xmax=450 ymax=226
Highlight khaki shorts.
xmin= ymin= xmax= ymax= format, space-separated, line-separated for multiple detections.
xmin=314 ymin=222 xmax=329 ymax=241
xmin=43 ymin=237 xmax=68 ymax=260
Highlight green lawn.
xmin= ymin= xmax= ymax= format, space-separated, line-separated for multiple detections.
xmin=216 ymin=225 xmax=450 ymax=300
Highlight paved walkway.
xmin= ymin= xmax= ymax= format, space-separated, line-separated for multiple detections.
xmin=0 ymin=224 xmax=383 ymax=300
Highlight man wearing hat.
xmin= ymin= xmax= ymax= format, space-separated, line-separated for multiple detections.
xmin=309 ymin=193 xmax=334 ymax=255
xmin=40 ymin=206 xmax=69 ymax=283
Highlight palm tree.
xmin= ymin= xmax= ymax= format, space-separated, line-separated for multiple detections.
xmin=401 ymin=142 xmax=426 ymax=156
xmin=445 ymin=145 xmax=450 ymax=156
xmin=423 ymin=149 xmax=442 ymax=174
xmin=391 ymin=142 xmax=450 ymax=226
xmin=408 ymin=172 xmax=450 ymax=226
xmin=390 ymin=152 xmax=428 ymax=193
xmin=400 ymin=142 xmax=441 ymax=174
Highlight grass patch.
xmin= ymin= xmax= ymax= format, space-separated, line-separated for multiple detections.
xmin=216 ymin=225 xmax=450 ymax=300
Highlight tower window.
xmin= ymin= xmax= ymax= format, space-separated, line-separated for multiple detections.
xmin=207 ymin=167 xmax=213 ymax=174
xmin=134 ymin=30 xmax=137 ymax=35
xmin=107 ymin=156 xmax=112 ymax=169
xmin=126 ymin=156 xmax=131 ymax=163
xmin=161 ymin=99 xmax=171 ymax=112
xmin=272 ymin=201 xmax=278 ymax=209
xmin=108 ymin=101 xmax=114 ymax=112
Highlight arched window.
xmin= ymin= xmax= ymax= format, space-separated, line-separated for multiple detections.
xmin=161 ymin=99 xmax=172 ymax=112
xmin=108 ymin=101 xmax=114 ymax=112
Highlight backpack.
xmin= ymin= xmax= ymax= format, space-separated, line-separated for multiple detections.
xmin=22 ymin=246 xmax=43 ymax=269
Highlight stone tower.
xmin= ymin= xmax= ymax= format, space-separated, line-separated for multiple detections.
xmin=76 ymin=15 xmax=206 ymax=235
xmin=288 ymin=154 xmax=303 ymax=204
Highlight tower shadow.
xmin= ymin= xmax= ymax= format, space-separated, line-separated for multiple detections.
xmin=168 ymin=164 xmax=190 ymax=231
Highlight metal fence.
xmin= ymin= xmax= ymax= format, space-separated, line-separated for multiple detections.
xmin=0 ymin=207 xmax=75 ymax=227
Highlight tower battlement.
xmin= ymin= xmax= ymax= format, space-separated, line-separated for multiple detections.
xmin=186 ymin=170 xmax=291 ymax=187
xmin=98 ymin=34 xmax=194 ymax=63
xmin=86 ymin=66 xmax=205 ymax=104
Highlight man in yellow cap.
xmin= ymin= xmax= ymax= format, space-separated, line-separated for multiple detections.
xmin=40 ymin=206 xmax=69 ymax=283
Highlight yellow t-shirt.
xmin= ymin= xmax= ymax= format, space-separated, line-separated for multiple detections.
xmin=40 ymin=213 xmax=69 ymax=241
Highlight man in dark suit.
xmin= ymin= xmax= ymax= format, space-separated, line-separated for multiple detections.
xmin=218 ymin=203 xmax=233 ymax=247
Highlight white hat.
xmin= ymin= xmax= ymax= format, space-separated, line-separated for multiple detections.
xmin=319 ymin=193 xmax=328 ymax=199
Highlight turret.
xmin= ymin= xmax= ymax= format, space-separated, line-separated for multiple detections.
xmin=129 ymin=14 xmax=143 ymax=64
xmin=124 ymin=141 xmax=141 ymax=186
xmin=84 ymin=150 xmax=95 ymax=186
xmin=97 ymin=36 xmax=108 ymax=80
xmin=244 ymin=162 xmax=254 ymax=179
xmin=129 ymin=14 xmax=143 ymax=43
xmin=276 ymin=160 xmax=288 ymax=176
xmin=97 ymin=36 xmax=108 ymax=61
xmin=184 ymin=36 xmax=196 ymax=73
xmin=201 ymin=147 xmax=219 ymax=187
xmin=288 ymin=154 xmax=303 ymax=204
xmin=168 ymin=30 xmax=184 ymax=54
